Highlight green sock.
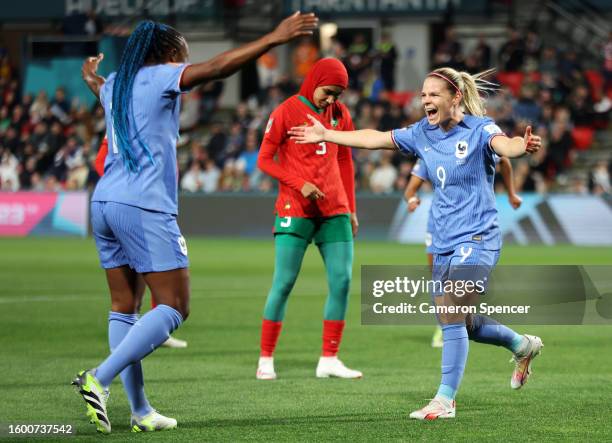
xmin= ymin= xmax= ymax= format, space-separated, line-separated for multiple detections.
xmin=318 ymin=241 xmax=354 ymax=320
xmin=263 ymin=234 xmax=308 ymax=321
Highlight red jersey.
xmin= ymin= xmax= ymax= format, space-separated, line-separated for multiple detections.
xmin=257 ymin=95 xmax=356 ymax=218
xmin=94 ymin=137 xmax=108 ymax=177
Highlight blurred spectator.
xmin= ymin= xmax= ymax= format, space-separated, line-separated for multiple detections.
xmin=513 ymin=83 xmax=541 ymax=124
xmin=590 ymin=161 xmax=610 ymax=195
xmin=369 ymin=152 xmax=397 ymax=194
xmin=473 ymin=34 xmax=492 ymax=71
xmin=292 ymin=37 xmax=319 ymax=81
xmin=50 ymin=88 xmax=71 ymax=124
xmin=498 ymin=27 xmax=525 ymax=71
xmin=568 ymin=84 xmax=594 ymax=127
xmin=524 ymin=30 xmax=542 ymax=71
xmin=224 ymin=122 xmax=245 ymax=161
xmin=202 ymin=159 xmax=221 ymax=193
xmin=376 ymin=32 xmax=397 ymax=91
xmin=432 ymin=26 xmax=464 ymax=71
xmin=0 ymin=149 xmax=19 ymax=190
xmin=346 ymin=33 xmax=371 ymax=90
xmin=257 ymin=49 xmax=280 ymax=89
xmin=64 ymin=138 xmax=89 ymax=190
xmin=235 ymin=129 xmax=259 ymax=179
xmin=206 ymin=122 xmax=227 ymax=167
xmin=199 ymin=81 xmax=224 ymax=125
xmin=181 ymin=160 xmax=206 ymax=193
xmin=547 ymin=121 xmax=573 ymax=175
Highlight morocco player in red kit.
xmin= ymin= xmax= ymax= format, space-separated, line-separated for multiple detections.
xmin=256 ymin=58 xmax=362 ymax=380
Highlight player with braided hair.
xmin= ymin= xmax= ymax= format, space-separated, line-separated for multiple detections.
xmin=74 ymin=14 xmax=318 ymax=434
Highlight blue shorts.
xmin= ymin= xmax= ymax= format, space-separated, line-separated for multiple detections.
xmin=431 ymin=243 xmax=500 ymax=296
xmin=91 ymin=201 xmax=189 ymax=273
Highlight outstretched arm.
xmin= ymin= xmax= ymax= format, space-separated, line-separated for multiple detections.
xmin=491 ymin=125 xmax=541 ymax=158
xmin=288 ymin=114 xmax=396 ymax=150
xmin=498 ymin=156 xmax=522 ymax=209
xmin=180 ymin=12 xmax=317 ymax=89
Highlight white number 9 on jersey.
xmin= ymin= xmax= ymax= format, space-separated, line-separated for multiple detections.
xmin=316 ymin=142 xmax=327 ymax=155
xmin=436 ymin=166 xmax=446 ymax=189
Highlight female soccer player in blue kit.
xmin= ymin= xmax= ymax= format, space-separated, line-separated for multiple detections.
xmin=289 ymin=67 xmax=544 ymax=420
xmin=75 ymin=14 xmax=318 ymax=434
xmin=406 ymin=155 xmax=523 ymax=349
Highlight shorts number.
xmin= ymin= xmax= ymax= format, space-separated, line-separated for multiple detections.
xmin=316 ymin=142 xmax=326 ymax=155
xmin=459 ymin=246 xmax=473 ymax=263
xmin=436 ymin=166 xmax=446 ymax=189
xmin=280 ymin=216 xmax=292 ymax=227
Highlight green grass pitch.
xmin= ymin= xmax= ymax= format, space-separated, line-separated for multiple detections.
xmin=1 ymin=238 xmax=611 ymax=441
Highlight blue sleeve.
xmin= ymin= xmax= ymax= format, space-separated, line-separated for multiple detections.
xmin=154 ymin=63 xmax=190 ymax=98
xmin=391 ymin=124 xmax=417 ymax=155
xmin=411 ymin=159 xmax=429 ymax=181
xmin=480 ymin=117 xmax=505 ymax=152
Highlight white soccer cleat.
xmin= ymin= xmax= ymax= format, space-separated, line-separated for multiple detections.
xmin=131 ymin=410 xmax=177 ymax=432
xmin=161 ymin=336 xmax=188 ymax=349
xmin=315 ymin=356 xmax=363 ymax=379
xmin=72 ymin=369 xmax=111 ymax=434
xmin=256 ymin=356 xmax=277 ymax=380
xmin=511 ymin=334 xmax=543 ymax=389
xmin=409 ymin=396 xmax=456 ymax=420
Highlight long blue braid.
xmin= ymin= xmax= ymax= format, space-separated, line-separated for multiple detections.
xmin=111 ymin=21 xmax=157 ymax=173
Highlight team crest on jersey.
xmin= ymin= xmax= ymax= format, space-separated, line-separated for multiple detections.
xmin=265 ymin=118 xmax=274 ymax=134
xmin=331 ymin=118 xmax=338 ymax=127
xmin=455 ymin=141 xmax=468 ymax=159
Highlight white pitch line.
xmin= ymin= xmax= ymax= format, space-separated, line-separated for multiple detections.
xmin=0 ymin=291 xmax=333 ymax=304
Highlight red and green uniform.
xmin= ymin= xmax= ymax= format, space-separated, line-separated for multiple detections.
xmin=257 ymin=58 xmax=356 ymax=358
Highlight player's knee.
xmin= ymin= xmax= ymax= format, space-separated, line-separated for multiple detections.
xmin=111 ymin=298 xmax=139 ymax=314
xmin=274 ymin=276 xmax=298 ymax=297
xmin=331 ymin=272 xmax=351 ymax=294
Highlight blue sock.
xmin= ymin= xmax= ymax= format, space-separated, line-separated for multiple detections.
xmin=436 ymin=323 xmax=469 ymax=401
xmin=108 ymin=312 xmax=152 ymax=417
xmin=467 ymin=315 xmax=524 ymax=353
xmin=96 ymin=305 xmax=183 ymax=388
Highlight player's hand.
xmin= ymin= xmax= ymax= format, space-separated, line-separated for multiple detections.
xmin=82 ymin=53 xmax=104 ymax=79
xmin=350 ymin=212 xmax=359 ymax=237
xmin=82 ymin=53 xmax=105 ymax=98
xmin=406 ymin=196 xmax=420 ymax=212
xmin=509 ymin=193 xmax=522 ymax=209
xmin=269 ymin=12 xmax=318 ymax=45
xmin=301 ymin=182 xmax=325 ymax=201
xmin=288 ymin=114 xmax=326 ymax=144
xmin=523 ymin=126 xmax=541 ymax=154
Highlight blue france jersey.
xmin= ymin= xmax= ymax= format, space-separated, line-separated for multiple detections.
xmin=92 ymin=63 xmax=189 ymax=215
xmin=393 ymin=115 xmax=503 ymax=253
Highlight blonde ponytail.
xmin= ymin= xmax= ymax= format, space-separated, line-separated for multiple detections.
xmin=430 ymin=67 xmax=498 ymax=116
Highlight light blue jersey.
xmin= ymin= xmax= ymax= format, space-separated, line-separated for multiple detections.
xmin=393 ymin=115 xmax=504 ymax=253
xmin=92 ymin=63 xmax=189 ymax=215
